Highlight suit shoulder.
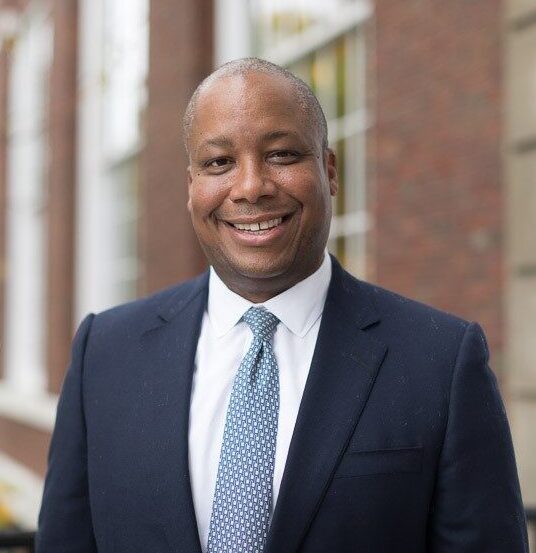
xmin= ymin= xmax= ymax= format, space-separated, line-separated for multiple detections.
xmin=350 ymin=277 xmax=479 ymax=383
xmin=88 ymin=271 xmax=208 ymax=333
xmin=331 ymin=258 xmax=472 ymax=340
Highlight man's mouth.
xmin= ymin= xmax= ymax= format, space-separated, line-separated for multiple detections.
xmin=219 ymin=213 xmax=293 ymax=245
xmin=230 ymin=217 xmax=283 ymax=233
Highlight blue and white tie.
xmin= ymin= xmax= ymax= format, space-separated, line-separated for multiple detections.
xmin=207 ymin=307 xmax=280 ymax=553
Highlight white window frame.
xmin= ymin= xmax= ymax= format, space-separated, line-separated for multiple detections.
xmin=255 ymin=1 xmax=372 ymax=67
xmin=75 ymin=0 xmax=147 ymax=323
xmin=3 ymin=0 xmax=53 ymax=395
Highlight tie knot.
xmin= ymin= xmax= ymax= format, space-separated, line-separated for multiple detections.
xmin=242 ymin=307 xmax=279 ymax=341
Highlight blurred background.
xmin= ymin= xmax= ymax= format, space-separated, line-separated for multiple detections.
xmin=0 ymin=0 xmax=534 ymax=540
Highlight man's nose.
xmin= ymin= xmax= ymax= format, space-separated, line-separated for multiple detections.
xmin=229 ymin=159 xmax=276 ymax=203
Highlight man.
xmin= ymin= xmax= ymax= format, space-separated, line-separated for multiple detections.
xmin=37 ymin=58 xmax=528 ymax=552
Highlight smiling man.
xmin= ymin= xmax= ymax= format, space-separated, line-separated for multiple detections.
xmin=185 ymin=66 xmax=337 ymax=302
xmin=37 ymin=59 xmax=528 ymax=553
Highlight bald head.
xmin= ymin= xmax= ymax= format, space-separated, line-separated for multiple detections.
xmin=182 ymin=57 xmax=328 ymax=156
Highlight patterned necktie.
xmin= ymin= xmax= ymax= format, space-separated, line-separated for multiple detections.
xmin=207 ymin=307 xmax=280 ymax=553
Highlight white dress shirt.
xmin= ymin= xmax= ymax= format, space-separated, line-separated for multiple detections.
xmin=188 ymin=253 xmax=332 ymax=551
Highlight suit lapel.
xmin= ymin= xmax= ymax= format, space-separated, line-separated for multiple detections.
xmin=265 ymin=259 xmax=387 ymax=553
xmin=138 ymin=273 xmax=208 ymax=553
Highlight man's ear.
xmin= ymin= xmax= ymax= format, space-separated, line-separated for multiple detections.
xmin=325 ymin=148 xmax=338 ymax=196
xmin=186 ymin=166 xmax=193 ymax=213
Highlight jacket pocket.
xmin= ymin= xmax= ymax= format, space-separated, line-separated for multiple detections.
xmin=334 ymin=446 xmax=423 ymax=478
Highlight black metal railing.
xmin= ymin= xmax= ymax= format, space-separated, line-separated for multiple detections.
xmin=0 ymin=509 xmax=534 ymax=551
xmin=0 ymin=529 xmax=35 ymax=551
xmin=526 ymin=506 xmax=536 ymax=548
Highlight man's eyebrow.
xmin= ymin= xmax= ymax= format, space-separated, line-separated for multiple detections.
xmin=261 ymin=130 xmax=301 ymax=142
xmin=196 ymin=130 xmax=304 ymax=153
xmin=197 ymin=136 xmax=234 ymax=150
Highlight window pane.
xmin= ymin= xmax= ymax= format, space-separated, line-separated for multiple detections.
xmin=334 ymin=131 xmax=366 ymax=215
xmin=310 ymin=41 xmax=339 ymax=122
xmin=102 ymin=0 xmax=148 ymax=160
xmin=106 ymin=156 xmax=140 ymax=303
xmin=344 ymin=27 xmax=366 ymax=114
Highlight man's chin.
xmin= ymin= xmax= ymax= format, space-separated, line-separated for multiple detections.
xmin=218 ymin=251 xmax=295 ymax=282
xmin=233 ymin=260 xmax=289 ymax=281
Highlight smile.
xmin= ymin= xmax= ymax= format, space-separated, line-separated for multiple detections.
xmin=231 ymin=217 xmax=283 ymax=232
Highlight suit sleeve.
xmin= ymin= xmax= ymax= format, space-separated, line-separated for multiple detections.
xmin=36 ymin=314 xmax=98 ymax=553
xmin=427 ymin=322 xmax=529 ymax=552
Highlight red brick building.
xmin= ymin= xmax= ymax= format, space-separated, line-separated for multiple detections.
xmin=0 ymin=0 xmax=534 ymax=528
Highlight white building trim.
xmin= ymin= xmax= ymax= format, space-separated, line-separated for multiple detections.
xmin=75 ymin=0 xmax=109 ymax=322
xmin=0 ymin=384 xmax=57 ymax=433
xmin=75 ymin=0 xmax=146 ymax=322
xmin=258 ymin=1 xmax=371 ymax=66
xmin=3 ymin=0 xmax=52 ymax=394
xmin=214 ymin=0 xmax=251 ymax=65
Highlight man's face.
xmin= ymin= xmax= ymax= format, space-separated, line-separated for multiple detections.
xmin=187 ymin=72 xmax=338 ymax=299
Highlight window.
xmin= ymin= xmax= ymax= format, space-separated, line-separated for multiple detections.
xmin=3 ymin=2 xmax=53 ymax=392
xmin=76 ymin=0 xmax=148 ymax=318
xmin=101 ymin=0 xmax=148 ymax=303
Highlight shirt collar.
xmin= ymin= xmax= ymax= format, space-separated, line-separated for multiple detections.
xmin=207 ymin=252 xmax=332 ymax=338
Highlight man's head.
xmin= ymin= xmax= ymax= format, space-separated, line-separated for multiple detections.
xmin=185 ymin=58 xmax=338 ymax=302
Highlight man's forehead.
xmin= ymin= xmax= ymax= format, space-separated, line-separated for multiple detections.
xmin=196 ymin=71 xmax=298 ymax=111
xmin=189 ymin=72 xmax=312 ymax=141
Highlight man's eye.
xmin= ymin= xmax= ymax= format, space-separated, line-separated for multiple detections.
xmin=203 ymin=158 xmax=233 ymax=173
xmin=268 ymin=151 xmax=300 ymax=163
xmin=207 ymin=158 xmax=231 ymax=168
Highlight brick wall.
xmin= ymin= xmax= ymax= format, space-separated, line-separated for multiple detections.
xmin=45 ymin=0 xmax=78 ymax=394
xmin=371 ymin=0 xmax=504 ymax=359
xmin=140 ymin=0 xmax=213 ymax=295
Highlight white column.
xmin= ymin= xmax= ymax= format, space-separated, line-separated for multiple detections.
xmin=214 ymin=0 xmax=252 ymax=65
xmin=3 ymin=3 xmax=52 ymax=393
xmin=75 ymin=0 xmax=112 ymax=322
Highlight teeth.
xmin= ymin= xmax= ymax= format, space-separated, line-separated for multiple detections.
xmin=233 ymin=217 xmax=283 ymax=232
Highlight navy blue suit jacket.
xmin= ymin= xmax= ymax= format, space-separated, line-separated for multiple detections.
xmin=37 ymin=257 xmax=528 ymax=552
